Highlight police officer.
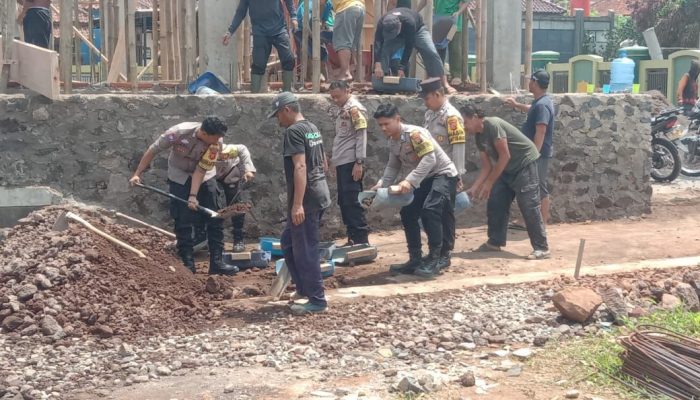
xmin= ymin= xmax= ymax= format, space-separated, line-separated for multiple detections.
xmin=328 ymin=80 xmax=370 ymax=246
xmin=129 ymin=116 xmax=238 ymax=276
xmin=371 ymin=103 xmax=458 ymax=278
xmin=193 ymin=144 xmax=257 ymax=253
xmin=420 ymin=77 xmax=465 ymax=270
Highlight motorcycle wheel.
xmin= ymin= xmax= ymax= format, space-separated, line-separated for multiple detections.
xmin=677 ymin=132 xmax=700 ymax=177
xmin=650 ymin=137 xmax=681 ymax=182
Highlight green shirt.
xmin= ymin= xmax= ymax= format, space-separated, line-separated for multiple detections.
xmin=475 ymin=117 xmax=540 ymax=176
xmin=434 ymin=0 xmax=466 ymax=31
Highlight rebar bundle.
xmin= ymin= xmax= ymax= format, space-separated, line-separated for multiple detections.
xmin=618 ymin=325 xmax=700 ymax=399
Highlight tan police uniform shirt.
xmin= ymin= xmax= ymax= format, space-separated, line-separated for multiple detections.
xmin=331 ymin=95 xmax=368 ymax=167
xmin=380 ymin=123 xmax=458 ymax=189
xmin=148 ymin=122 xmax=222 ymax=185
xmin=215 ymin=144 xmax=257 ymax=185
xmin=423 ymin=99 xmax=466 ymax=175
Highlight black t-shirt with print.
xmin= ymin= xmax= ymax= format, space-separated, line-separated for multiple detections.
xmin=283 ymin=119 xmax=332 ymax=213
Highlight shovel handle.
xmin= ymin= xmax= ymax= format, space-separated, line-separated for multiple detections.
xmin=65 ymin=212 xmax=147 ymax=258
xmin=114 ymin=212 xmax=176 ymax=239
xmin=135 ymin=183 xmax=220 ymax=218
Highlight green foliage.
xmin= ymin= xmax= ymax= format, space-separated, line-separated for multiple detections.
xmin=602 ymin=15 xmax=645 ymax=60
xmin=627 ymin=0 xmax=700 ymax=47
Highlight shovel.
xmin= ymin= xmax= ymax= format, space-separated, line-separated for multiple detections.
xmin=109 ymin=210 xmax=176 ymax=238
xmin=53 ymin=211 xmax=147 ymax=258
xmin=135 ymin=182 xmax=222 ymax=218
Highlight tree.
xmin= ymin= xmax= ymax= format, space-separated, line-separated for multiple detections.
xmin=602 ymin=15 xmax=645 ymax=60
xmin=627 ymin=0 xmax=700 ymax=48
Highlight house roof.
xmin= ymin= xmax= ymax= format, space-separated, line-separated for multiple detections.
xmin=467 ymin=0 xmax=567 ymax=15
xmin=590 ymin=0 xmax=631 ymax=16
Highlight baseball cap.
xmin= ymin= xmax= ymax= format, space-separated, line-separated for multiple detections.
xmin=267 ymin=92 xmax=299 ymax=118
xmin=531 ymin=69 xmax=550 ymax=87
xmin=382 ymin=14 xmax=402 ymax=41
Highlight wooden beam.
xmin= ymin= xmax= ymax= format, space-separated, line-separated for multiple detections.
xmin=311 ymin=0 xmax=320 ymax=92
xmin=301 ymin=0 xmax=309 ymax=83
xmin=177 ymin=0 xmax=186 ymax=83
xmin=461 ymin=8 xmax=469 ymax=83
xmin=125 ymin=0 xmax=137 ymax=86
xmin=0 ymin=0 xmax=16 ymax=92
xmin=88 ymin=1 xmax=95 ymax=82
xmin=60 ymin=0 xmax=74 ymax=93
xmin=136 ymin=58 xmax=153 ymax=80
xmin=152 ymin=0 xmax=159 ymax=81
xmin=74 ymin=0 xmax=82 ymax=82
xmin=99 ymin=0 xmax=107 ymax=80
xmin=243 ymin=17 xmax=251 ymax=82
xmin=184 ymin=0 xmax=196 ymax=82
xmin=524 ymin=0 xmax=533 ymax=89
xmin=160 ymin=0 xmax=170 ymax=80
xmin=478 ymin=0 xmax=487 ymax=93
xmin=106 ymin=20 xmax=125 ymax=82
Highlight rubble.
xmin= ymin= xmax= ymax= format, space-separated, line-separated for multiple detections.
xmin=552 ymin=287 xmax=603 ymax=322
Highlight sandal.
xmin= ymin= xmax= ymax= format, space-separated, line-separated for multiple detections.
xmin=473 ymin=242 xmax=502 ymax=252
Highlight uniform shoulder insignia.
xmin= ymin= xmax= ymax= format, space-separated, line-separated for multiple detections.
xmin=350 ymin=106 xmax=367 ymax=130
xmin=197 ymin=144 xmax=219 ymax=171
xmin=220 ymin=144 xmax=239 ymax=160
xmin=446 ymin=115 xmax=466 ymax=144
xmin=410 ymin=130 xmax=434 ymax=157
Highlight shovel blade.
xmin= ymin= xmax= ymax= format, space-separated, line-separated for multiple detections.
xmin=52 ymin=211 xmax=69 ymax=232
xmin=269 ymin=262 xmax=292 ymax=300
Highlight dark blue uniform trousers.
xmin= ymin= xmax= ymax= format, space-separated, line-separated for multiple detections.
xmin=281 ymin=209 xmax=327 ymax=306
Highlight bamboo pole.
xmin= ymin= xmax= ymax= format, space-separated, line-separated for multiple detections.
xmin=243 ymin=17 xmax=251 ymax=82
xmin=301 ymin=0 xmax=309 ymax=83
xmin=461 ymin=7 xmax=469 ymax=83
xmin=152 ymin=0 xmax=159 ymax=81
xmin=409 ymin=0 xmax=417 ymax=77
xmin=524 ymin=0 xmax=533 ymax=89
xmin=60 ymin=0 xmax=74 ymax=93
xmin=478 ymin=0 xmax=486 ymax=93
xmin=109 ymin=0 xmax=118 ymax=62
xmin=88 ymin=2 xmax=95 ymax=82
xmin=311 ymin=0 xmax=320 ymax=92
xmin=178 ymin=0 xmax=186 ymax=83
xmin=99 ymin=0 xmax=107 ymax=80
xmin=74 ymin=0 xmax=82 ymax=82
xmin=184 ymin=0 xmax=195 ymax=82
xmin=166 ymin=0 xmax=176 ymax=80
xmin=125 ymin=0 xmax=137 ymax=86
xmin=356 ymin=25 xmax=364 ymax=82
xmin=0 ymin=0 xmax=16 ymax=92
xmin=161 ymin=0 xmax=170 ymax=80
xmin=171 ymin=0 xmax=181 ymax=80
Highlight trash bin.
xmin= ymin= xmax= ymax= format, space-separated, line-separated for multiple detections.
xmin=532 ymin=51 xmax=560 ymax=72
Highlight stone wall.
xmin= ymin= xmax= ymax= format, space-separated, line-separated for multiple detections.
xmin=0 ymin=93 xmax=653 ymax=237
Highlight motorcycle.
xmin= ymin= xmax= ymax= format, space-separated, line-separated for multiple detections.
xmin=650 ymin=107 xmax=683 ymax=182
xmin=676 ymin=99 xmax=700 ymax=177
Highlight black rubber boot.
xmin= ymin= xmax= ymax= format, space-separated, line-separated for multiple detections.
xmin=415 ymin=251 xmax=441 ymax=279
xmin=182 ymin=256 xmax=196 ymax=274
xmin=208 ymin=251 xmax=239 ymax=276
xmin=437 ymin=251 xmax=451 ymax=271
xmin=389 ymin=252 xmax=422 ymax=275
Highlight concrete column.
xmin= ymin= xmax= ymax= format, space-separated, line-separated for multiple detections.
xmin=198 ymin=0 xmax=239 ymax=87
xmin=573 ymin=8 xmax=584 ymax=56
xmin=487 ymin=0 xmax=522 ymax=91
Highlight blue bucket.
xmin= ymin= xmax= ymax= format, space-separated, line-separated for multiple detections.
xmin=188 ymin=71 xmax=231 ymax=94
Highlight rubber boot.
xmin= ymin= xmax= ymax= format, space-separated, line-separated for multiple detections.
xmin=208 ymin=250 xmax=239 ymax=276
xmin=181 ymin=253 xmax=196 ymax=274
xmin=250 ymin=74 xmax=264 ymax=93
xmin=437 ymin=251 xmax=451 ymax=271
xmin=282 ymin=70 xmax=294 ymax=92
xmin=414 ymin=250 xmax=441 ymax=278
xmin=389 ymin=251 xmax=422 ymax=275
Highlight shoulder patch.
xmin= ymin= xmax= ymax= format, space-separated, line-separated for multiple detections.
xmin=198 ymin=144 xmax=220 ymax=171
xmin=220 ymin=144 xmax=239 ymax=160
xmin=350 ymin=106 xmax=367 ymax=130
xmin=446 ymin=115 xmax=466 ymax=144
xmin=410 ymin=130 xmax=434 ymax=157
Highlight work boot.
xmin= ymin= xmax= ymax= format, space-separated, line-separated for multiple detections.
xmin=193 ymin=229 xmax=208 ymax=253
xmin=233 ymin=240 xmax=246 ymax=253
xmin=437 ymin=251 xmax=451 ymax=271
xmin=250 ymin=74 xmax=264 ymax=93
xmin=208 ymin=246 xmax=239 ymax=276
xmin=282 ymin=70 xmax=294 ymax=92
xmin=414 ymin=251 xmax=440 ymax=279
xmin=389 ymin=252 xmax=422 ymax=275
xmin=182 ymin=256 xmax=196 ymax=274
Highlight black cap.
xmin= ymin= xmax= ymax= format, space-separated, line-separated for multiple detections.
xmin=418 ymin=77 xmax=443 ymax=98
xmin=531 ymin=69 xmax=550 ymax=88
xmin=267 ymin=92 xmax=298 ymax=118
xmin=382 ymin=14 xmax=402 ymax=41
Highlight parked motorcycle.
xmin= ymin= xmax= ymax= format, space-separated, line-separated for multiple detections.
xmin=650 ymin=108 xmax=683 ymax=182
xmin=676 ymin=99 xmax=700 ymax=177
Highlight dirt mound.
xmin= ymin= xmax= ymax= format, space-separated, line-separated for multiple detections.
xmin=0 ymin=206 xmax=270 ymax=341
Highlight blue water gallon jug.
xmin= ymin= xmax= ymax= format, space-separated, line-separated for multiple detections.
xmin=610 ymin=50 xmax=635 ymax=93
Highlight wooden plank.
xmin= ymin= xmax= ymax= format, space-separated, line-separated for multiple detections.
xmin=125 ymin=0 xmax=137 ymax=86
xmin=311 ymin=0 xmax=320 ymax=92
xmin=0 ymin=38 xmax=61 ymax=99
xmin=243 ymin=17 xmax=251 ymax=82
xmin=106 ymin=22 xmax=125 ymax=82
xmin=152 ymin=0 xmax=159 ymax=81
xmin=59 ymin=0 xmax=74 ymax=93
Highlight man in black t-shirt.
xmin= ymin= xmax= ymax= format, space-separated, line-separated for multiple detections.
xmin=268 ymin=92 xmax=331 ymax=315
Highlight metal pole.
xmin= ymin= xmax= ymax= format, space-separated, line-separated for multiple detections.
xmin=60 ymin=0 xmax=74 ymax=93
xmin=312 ymin=0 xmax=321 ymax=92
xmin=524 ymin=0 xmax=533 ymax=89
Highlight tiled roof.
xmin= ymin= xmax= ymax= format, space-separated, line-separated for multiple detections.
xmin=467 ymin=0 xmax=567 ymax=15
xmin=591 ymin=0 xmax=631 ymax=16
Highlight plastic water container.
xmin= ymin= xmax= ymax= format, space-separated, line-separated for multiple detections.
xmin=454 ymin=191 xmax=472 ymax=215
xmin=610 ymin=51 xmax=635 ymax=93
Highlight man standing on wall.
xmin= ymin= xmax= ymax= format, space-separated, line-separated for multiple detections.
xmin=328 ymin=80 xmax=370 ymax=247
xmin=16 ymin=0 xmax=52 ymax=49
xmin=269 ymin=92 xmax=331 ymax=315
xmin=223 ymin=0 xmax=296 ymax=93
xmin=330 ymin=0 xmax=365 ymax=81
xmin=372 ymin=103 xmax=459 ymax=279
xmin=420 ymin=77 xmax=465 ymax=270
xmin=373 ymin=8 xmax=456 ymax=94
xmin=504 ymin=69 xmax=555 ymax=225
xmin=460 ymin=104 xmax=550 ymax=260
xmin=129 ymin=117 xmax=239 ymax=276
xmin=416 ymin=0 xmax=469 ymax=85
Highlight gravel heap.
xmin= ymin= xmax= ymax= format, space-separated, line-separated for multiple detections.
xmin=0 ymin=206 xmax=239 ymax=341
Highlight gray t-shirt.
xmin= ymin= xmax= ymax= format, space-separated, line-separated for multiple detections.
xmin=475 ymin=117 xmax=540 ymax=175
xmin=283 ymin=120 xmax=332 ymax=213
xmin=521 ymin=94 xmax=555 ymax=158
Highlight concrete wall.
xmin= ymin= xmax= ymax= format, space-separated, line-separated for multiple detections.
xmin=0 ymin=93 xmax=653 ymax=238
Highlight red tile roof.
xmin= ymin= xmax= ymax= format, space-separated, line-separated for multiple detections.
xmin=591 ymin=0 xmax=631 ymax=16
xmin=467 ymin=0 xmax=567 ymax=15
